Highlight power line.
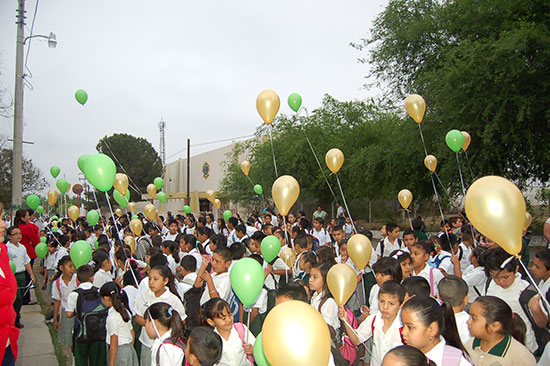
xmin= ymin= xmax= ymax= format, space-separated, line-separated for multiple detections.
xmin=165 ymin=134 xmax=255 ymax=160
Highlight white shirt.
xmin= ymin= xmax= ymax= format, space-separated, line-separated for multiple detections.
xmin=6 ymin=241 xmax=30 ymax=273
xmin=93 ymin=268 xmax=113 ymax=289
xmin=244 ymin=288 xmax=267 ymax=314
xmin=122 ymin=285 xmax=139 ymax=315
xmin=343 ymin=223 xmax=353 ymax=236
xmin=311 ymin=228 xmax=332 ymax=247
xmin=164 ymin=232 xmax=178 ymax=241
xmin=425 ymin=337 xmax=472 ymax=366
xmin=200 ymin=272 xmax=232 ymax=305
xmin=227 ymin=230 xmax=237 ymax=245
xmin=177 ymin=272 xmax=197 ymax=299
xmin=66 ymin=282 xmax=95 ymax=313
xmin=293 ymin=252 xmax=304 ymax=278
xmin=51 ymin=273 xmax=78 ymax=310
xmin=203 ymin=239 xmax=213 ymax=256
xmin=369 ymin=284 xmax=380 ymax=313
xmin=455 ymin=311 xmax=471 ymax=345
xmin=150 ymin=331 xmax=185 ymax=366
xmin=187 ymin=249 xmax=203 ymax=270
xmin=462 ymin=266 xmax=486 ymax=303
xmin=44 ymin=250 xmax=59 ymax=270
xmin=337 ymin=206 xmax=345 ymax=218
xmin=106 ymin=307 xmax=134 ymax=345
xmin=413 ymin=264 xmax=444 ymax=296
xmin=245 ymin=225 xmax=256 ymax=237
xmin=433 ymin=250 xmax=454 ymax=275
xmin=165 ymin=254 xmax=177 ymax=275
xmin=214 ymin=325 xmax=255 ymax=366
xmin=458 ymin=243 xmax=472 ymax=272
xmin=376 ymin=237 xmax=403 ymax=258
xmin=263 ymin=258 xmax=289 ymax=290
xmin=356 ymin=312 xmax=404 ymax=366
xmin=310 ymin=291 xmax=340 ymax=331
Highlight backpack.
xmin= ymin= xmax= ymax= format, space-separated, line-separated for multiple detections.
xmin=154 ymin=336 xmax=188 ymax=366
xmin=371 ymin=315 xmax=406 ymax=345
xmin=74 ymin=286 xmax=108 ymax=343
xmin=431 ymin=253 xmax=452 ymax=269
xmin=379 ymin=239 xmax=403 ymax=257
xmin=518 ymin=286 xmax=550 ymax=357
xmin=135 ymin=236 xmax=151 ymax=262
xmin=338 ymin=307 xmax=364 ymax=366
xmin=438 ymin=345 xmax=463 ymax=366
xmin=234 ymin=323 xmax=255 ymax=365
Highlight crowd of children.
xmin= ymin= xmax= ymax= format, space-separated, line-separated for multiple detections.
xmin=2 ymin=207 xmax=550 ymax=366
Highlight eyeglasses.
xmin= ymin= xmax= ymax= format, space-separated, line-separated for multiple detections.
xmin=9 ymin=232 xmax=22 ymax=236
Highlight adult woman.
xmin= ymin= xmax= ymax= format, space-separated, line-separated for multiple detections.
xmin=13 ymin=209 xmax=39 ymax=305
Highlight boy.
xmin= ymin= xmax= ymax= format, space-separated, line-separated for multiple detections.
xmin=437 ymin=219 xmax=450 ymax=237
xmin=293 ymin=235 xmax=309 ymax=278
xmin=164 ymin=219 xmax=180 ymax=241
xmin=196 ymin=227 xmax=212 ymax=255
xmin=198 ymin=247 xmax=233 ymax=305
xmin=343 ymin=217 xmax=354 ymax=238
xmin=458 ymin=226 xmax=475 ymax=272
xmin=311 ymin=218 xmax=331 ymax=247
xmin=448 ymin=216 xmax=462 ymax=235
xmin=411 ymin=217 xmax=427 ymax=241
xmin=438 ymin=276 xmax=471 ymax=344
xmin=402 ymin=229 xmax=417 ymax=252
xmin=234 ymin=224 xmax=248 ymax=243
xmin=262 ymin=223 xmax=273 ymax=236
xmin=432 ymin=233 xmax=460 ymax=276
xmin=248 ymin=231 xmax=266 ymax=254
xmin=410 ymin=240 xmax=443 ymax=296
xmin=376 ymin=223 xmax=404 ymax=259
xmin=226 ymin=217 xmax=239 ymax=245
xmin=185 ymin=327 xmax=223 ymax=366
xmin=332 ymin=226 xmax=345 ymax=259
xmin=43 ymin=240 xmax=60 ymax=296
xmin=401 ymin=276 xmax=430 ymax=302
xmin=532 ymin=249 xmax=550 ymax=295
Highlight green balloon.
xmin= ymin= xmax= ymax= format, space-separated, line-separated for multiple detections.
xmin=253 ymin=184 xmax=263 ymax=195
xmin=132 ymin=215 xmax=138 ymax=220
xmin=40 ymin=236 xmax=47 ymax=243
xmin=35 ymin=243 xmax=48 ymax=259
xmin=77 ymin=154 xmax=90 ymax=173
xmin=56 ymin=178 xmax=69 ymax=195
xmin=87 ymin=210 xmax=100 ymax=226
xmin=253 ymin=333 xmax=271 ymax=366
xmin=287 ymin=92 xmax=302 ymax=112
xmin=223 ymin=210 xmax=232 ymax=221
xmin=94 ymin=240 xmax=99 ymax=249
xmin=51 ymin=216 xmax=59 ymax=221
xmin=9 ymin=261 xmax=16 ymax=274
xmin=183 ymin=205 xmax=191 ymax=214
xmin=230 ymin=258 xmax=264 ymax=306
xmin=154 ymin=177 xmax=164 ymax=190
xmin=50 ymin=165 xmax=60 ymax=178
xmin=261 ymin=235 xmax=281 ymax=263
xmin=158 ymin=192 xmax=167 ymax=204
xmin=113 ymin=189 xmax=129 ymax=208
xmin=70 ymin=240 xmax=93 ymax=268
xmin=75 ymin=89 xmax=88 ymax=105
xmin=51 ymin=227 xmax=59 ymax=233
xmin=125 ymin=189 xmax=131 ymax=202
xmin=26 ymin=194 xmax=40 ymax=210
xmin=445 ymin=129 xmax=465 ymax=153
xmin=84 ymin=154 xmax=116 ymax=192
xmin=36 ymin=205 xmax=44 ymax=214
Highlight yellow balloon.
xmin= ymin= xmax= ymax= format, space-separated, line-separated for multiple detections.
xmin=48 ymin=189 xmax=59 ymax=206
xmin=325 ymin=148 xmax=344 ymax=174
xmin=461 ymin=131 xmax=471 ymax=151
xmin=114 ymin=173 xmax=129 ymax=195
xmin=144 ymin=203 xmax=157 ymax=221
xmin=130 ymin=218 xmax=143 ymax=236
xmin=272 ymin=175 xmax=300 ymax=216
xmin=214 ymin=198 xmax=221 ymax=209
xmin=240 ymin=160 xmax=251 ymax=177
xmin=404 ymin=94 xmax=426 ymax=123
xmin=68 ymin=206 xmax=80 ymax=221
xmin=524 ymin=212 xmax=532 ymax=231
xmin=465 ymin=176 xmax=525 ymax=255
xmin=398 ymin=189 xmax=413 ymax=209
xmin=115 ymin=208 xmax=122 ymax=217
xmin=327 ymin=263 xmax=358 ymax=305
xmin=256 ymin=89 xmax=280 ymax=125
xmin=128 ymin=202 xmax=136 ymax=213
xmin=347 ymin=234 xmax=373 ymax=270
xmin=279 ymin=247 xmax=297 ymax=269
xmin=147 ymin=184 xmax=157 ymax=198
xmin=124 ymin=235 xmax=136 ymax=254
xmin=52 ymin=220 xmax=58 ymax=227
xmin=262 ymin=300 xmax=331 ymax=366
xmin=424 ymin=155 xmax=438 ymax=172
xmin=206 ymin=189 xmax=216 ymax=202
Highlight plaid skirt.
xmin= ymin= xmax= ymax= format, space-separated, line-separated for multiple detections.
xmin=58 ymin=308 xmax=74 ymax=347
xmin=108 ymin=343 xmax=138 ymax=366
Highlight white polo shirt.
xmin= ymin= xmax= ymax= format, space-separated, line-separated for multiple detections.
xmin=311 ymin=228 xmax=332 ymax=247
xmin=462 ymin=265 xmax=486 ymax=303
xmin=356 ymin=312 xmax=404 ymax=366
xmin=6 ymin=242 xmax=30 ymax=273
xmin=214 ymin=325 xmax=256 ymax=366
xmin=51 ymin=274 xmax=78 ymax=310
xmin=92 ymin=268 xmax=113 ymax=289
xmin=199 ymin=272 xmax=232 ymax=305
xmin=106 ymin=307 xmax=134 ymax=345
xmin=310 ymin=291 xmax=340 ymax=331
xmin=413 ymin=264 xmax=444 ymax=296
xmin=150 ymin=331 xmax=185 ymax=366
xmin=425 ymin=337 xmax=472 ymax=366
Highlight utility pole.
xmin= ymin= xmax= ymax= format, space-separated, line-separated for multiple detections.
xmin=186 ymin=138 xmax=190 ymax=205
xmin=12 ymin=0 xmax=25 ymax=213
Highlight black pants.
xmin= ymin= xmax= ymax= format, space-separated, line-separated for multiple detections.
xmin=22 ymin=258 xmax=34 ymax=305
xmin=2 ymin=345 xmax=15 ymax=366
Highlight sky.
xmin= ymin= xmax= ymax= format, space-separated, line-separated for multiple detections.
xmin=0 ymin=0 xmax=388 ymax=189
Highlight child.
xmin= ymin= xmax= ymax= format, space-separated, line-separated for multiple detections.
xmin=245 ymin=254 xmax=268 ymax=335
xmin=296 ymin=251 xmax=316 ymax=283
xmin=438 ymin=276 xmax=471 ymax=344
xmin=332 ymin=226 xmax=345 ymax=259
xmin=51 ymin=255 xmax=77 ymax=347
xmin=186 ymin=327 xmax=223 ymax=366
xmin=292 ymin=235 xmax=309 ymax=278
xmin=93 ymin=250 xmax=114 ymax=289
xmin=532 ymin=249 xmax=550 ymax=295
xmin=400 ymin=296 xmax=471 ymax=366
xmin=162 ymin=240 xmax=180 ymax=275
xmin=433 ymin=233 xmax=461 ymax=276
xmin=198 ymin=247 xmax=232 ymax=304
xmin=382 ymin=345 xmax=436 ymax=366
xmin=42 ymin=240 xmax=59 ymax=295
xmin=390 ymin=250 xmax=414 ymax=280
xmin=100 ymin=282 xmax=138 ymax=366
xmin=343 ymin=217 xmax=354 ymax=238
xmin=402 ymin=276 xmax=431 ymax=302
xmin=411 ymin=217 xmax=428 ymax=241
xmin=410 ymin=240 xmax=443 ymax=296
xmin=143 ymin=302 xmax=185 ymax=366
xmin=201 ymin=298 xmax=255 ymax=366
xmin=462 ymin=246 xmax=487 ymax=304
xmin=309 ymin=262 xmax=340 ymax=334
xmin=458 ymin=227 xmax=475 ymax=272
xmin=339 ymin=281 xmax=405 ymax=366
xmin=311 ymin=218 xmax=332 ymax=247
xmin=376 ymin=223 xmax=404 ymax=259
xmin=134 ymin=265 xmax=186 ymax=366
xmin=179 ymin=233 xmax=203 ymax=269
xmin=370 ymin=257 xmax=403 ymax=314
xmin=465 ymin=296 xmax=536 ymax=365
xmin=402 ymin=229 xmax=417 ymax=252
xmin=163 ymin=219 xmax=180 ymax=241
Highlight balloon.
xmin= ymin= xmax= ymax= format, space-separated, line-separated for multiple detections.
xmin=51 ymin=227 xmax=59 ymax=233
xmin=56 ymin=178 xmax=69 ymax=195
xmin=50 ymin=165 xmax=60 ymax=178
xmin=404 ymin=94 xmax=426 ymax=123
xmin=75 ymin=89 xmax=88 ymax=105
xmin=51 ymin=216 xmax=59 ymax=222
xmin=158 ymin=192 xmax=167 ymax=204
xmin=240 ymin=160 xmax=251 ymax=177
xmin=132 ymin=215 xmax=138 ymax=220
xmin=72 ymin=184 xmax=83 ymax=195
xmin=77 ymin=154 xmax=89 ymax=173
xmin=40 ymin=236 xmax=47 ymax=243
xmin=85 ymin=154 xmax=117 ymax=192
xmin=206 ymin=189 xmax=216 ymax=202
xmin=254 ymin=184 xmax=263 ymax=195
xmin=147 ymin=184 xmax=157 ymax=198
xmin=465 ymin=176 xmax=525 ymax=255
xmin=424 ymin=155 xmax=438 ymax=172
xmin=183 ymin=205 xmax=191 ymax=214
xmin=124 ymin=236 xmax=136 ymax=254
xmin=524 ymin=212 xmax=532 ymax=231
xmin=70 ymin=240 xmax=93 ymax=268
xmin=36 ymin=205 xmax=44 ymax=214
xmin=113 ymin=173 xmax=129 ymax=195
xmin=256 ymin=89 xmax=280 ymax=125
xmin=130 ymin=218 xmax=143 ymax=236
xmin=144 ymin=203 xmax=157 ymax=221
xmin=461 ymin=131 xmax=471 ymax=151
xmin=261 ymin=235 xmax=281 ymax=263
xmin=113 ymin=189 xmax=129 ymax=208
xmin=87 ymin=210 xmax=100 ymax=226
xmin=68 ymin=205 xmax=80 ymax=221
xmin=9 ymin=261 xmax=16 ymax=274
xmin=125 ymin=189 xmax=130 ymax=202
xmin=254 ymin=333 xmax=271 ymax=366
xmin=214 ymin=199 xmax=221 ymax=209
xmin=262 ymin=300 xmax=331 ymax=366
xmin=347 ymin=234 xmax=373 ymax=270
xmin=398 ymin=189 xmax=413 ymax=209
xmin=327 ymin=263 xmax=358 ymax=305
xmin=154 ymin=177 xmax=164 ymax=190
xmin=94 ymin=240 xmax=98 ymax=249
xmin=115 ymin=208 xmax=122 ymax=217
xmin=47 ymin=189 xmax=59 ymax=206
xmin=230 ymin=257 xmax=264 ymax=306
xmin=26 ymin=194 xmax=40 ymax=210
xmin=325 ymin=148 xmax=344 ymax=174
xmin=272 ymin=175 xmax=300 ymax=216
xmin=223 ymin=210 xmax=232 ymax=221
xmin=128 ymin=202 xmax=136 ymax=213
xmin=51 ymin=220 xmax=58 ymax=228
xmin=287 ymin=93 xmax=302 ymax=113
xmin=445 ymin=129 xmax=465 ymax=153
xmin=66 ymin=182 xmax=71 ymax=194
xmin=279 ymin=247 xmax=297 ymax=269
xmin=35 ymin=243 xmax=48 ymax=259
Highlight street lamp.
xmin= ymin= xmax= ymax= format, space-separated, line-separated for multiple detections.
xmin=11 ymin=0 xmax=56 ymax=213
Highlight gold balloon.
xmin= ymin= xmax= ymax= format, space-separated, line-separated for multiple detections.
xmin=256 ymin=89 xmax=280 ymax=125
xmin=262 ymin=300 xmax=331 ymax=366
xmin=524 ymin=212 xmax=532 ymax=231
xmin=214 ymin=198 xmax=221 ymax=209
xmin=206 ymin=189 xmax=216 ymax=202
xmin=240 ymin=160 xmax=251 ymax=177
xmin=465 ymin=176 xmax=525 ymax=255
xmin=347 ymin=234 xmax=373 ymax=270
xmin=327 ymin=263 xmax=358 ymax=305
xmin=279 ymin=247 xmax=297 ymax=269
xmin=130 ymin=218 xmax=143 ymax=236
xmin=115 ymin=208 xmax=122 ymax=217
xmin=147 ymin=184 xmax=157 ymax=198
xmin=52 ymin=220 xmax=58 ymax=227
xmin=144 ymin=203 xmax=157 ymax=221
xmin=114 ymin=173 xmax=129 ymax=195
xmin=47 ymin=189 xmax=59 ymax=206
xmin=398 ymin=189 xmax=413 ymax=209
xmin=461 ymin=131 xmax=471 ymax=151
xmin=68 ymin=205 xmax=80 ymax=221
xmin=325 ymin=148 xmax=344 ymax=174
xmin=404 ymin=94 xmax=426 ymax=123
xmin=128 ymin=202 xmax=136 ymax=213
xmin=424 ymin=155 xmax=438 ymax=172
xmin=124 ymin=235 xmax=136 ymax=254
xmin=272 ymin=175 xmax=300 ymax=216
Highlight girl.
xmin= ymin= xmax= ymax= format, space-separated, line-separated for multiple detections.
xmin=370 ymin=257 xmax=403 ymax=313
xmin=43 ymin=240 xmax=59 ymax=295
xmin=206 ymin=213 xmax=219 ymax=234
xmin=179 ymin=233 xmax=204 ymax=269
xmin=93 ymin=250 xmax=113 ymax=289
xmin=162 ymin=240 xmax=180 ymax=275
xmin=296 ymin=251 xmax=316 ymax=283
xmin=201 ymin=298 xmax=255 ymax=366
xmin=401 ymin=296 xmax=471 ymax=366
xmin=465 ymin=296 xmax=535 ymax=365
xmin=217 ymin=219 xmax=229 ymax=238
xmin=309 ymin=262 xmax=340 ymax=335
xmin=462 ymin=246 xmax=488 ymax=304
xmin=410 ymin=240 xmax=444 ymax=296
xmin=145 ymin=302 xmax=186 ymax=366
xmin=316 ymin=246 xmax=337 ymax=266
xmin=100 ymin=282 xmax=138 ymax=366
xmin=390 ymin=249 xmax=413 ymax=280
xmin=51 ymin=255 xmax=77 ymax=347
xmin=382 ymin=345 xmax=436 ymax=366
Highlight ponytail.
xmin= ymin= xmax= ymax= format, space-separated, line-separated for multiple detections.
xmin=440 ymin=301 xmax=467 ymax=355
xmin=144 ymin=302 xmax=186 ymax=341
xmin=92 ymin=250 xmax=109 ymax=273
xmin=151 ymin=265 xmax=180 ymax=300
xmin=474 ymin=296 xmax=527 ymax=345
xmin=162 ymin=240 xmax=180 ymax=265
xmin=99 ymin=282 xmax=131 ymax=322
xmin=52 ymin=255 xmax=72 ymax=282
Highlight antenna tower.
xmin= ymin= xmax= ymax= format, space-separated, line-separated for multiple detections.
xmin=159 ymin=117 xmax=166 ymax=165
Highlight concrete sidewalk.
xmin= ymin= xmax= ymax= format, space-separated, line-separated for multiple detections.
xmin=15 ymin=289 xmax=58 ymax=366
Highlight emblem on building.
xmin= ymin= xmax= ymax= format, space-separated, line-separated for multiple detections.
xmin=202 ymin=162 xmax=210 ymax=179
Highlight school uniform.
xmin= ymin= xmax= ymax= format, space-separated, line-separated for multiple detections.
xmin=163 ymin=232 xmax=178 ymax=241
xmin=455 ymin=311 xmax=471 ymax=345
xmin=187 ymin=249 xmax=203 ymax=270
xmin=51 ymin=274 xmax=77 ymax=346
xmin=44 ymin=250 xmax=59 ymax=296
xmin=227 ymin=230 xmax=237 ymax=245
xmin=432 ymin=250 xmax=454 ymax=275
xmin=106 ymin=307 xmax=138 ymax=366
xmin=425 ymin=337 xmax=472 ymax=366
xmin=199 ymin=271 xmax=232 ymax=305
xmin=293 ymin=252 xmax=304 ymax=278
xmin=245 ymin=225 xmax=256 ymax=237
xmin=164 ymin=254 xmax=177 ymax=275
xmin=462 ymin=265 xmax=486 ymax=303
xmin=413 ymin=264 xmax=444 ymax=296
xmin=150 ymin=331 xmax=185 ymax=366
xmin=376 ymin=237 xmax=404 ymax=258
xmin=182 ymin=226 xmax=195 ymax=236
xmin=122 ymin=285 xmax=138 ymax=315
xmin=263 ymin=258 xmax=289 ymax=290
xmin=369 ymin=284 xmax=380 ymax=313
xmin=177 ymin=272 xmax=197 ymax=299
xmin=6 ymin=241 xmax=30 ymax=324
xmin=311 ymin=228 xmax=332 ymax=247
xmin=310 ymin=291 xmax=340 ymax=331
xmin=214 ymin=324 xmax=256 ymax=366
xmin=93 ymin=268 xmax=113 ymax=289
xmin=458 ymin=242 xmax=472 ymax=272
xmin=203 ymin=239 xmax=213 ymax=256
xmin=356 ymin=312 xmax=404 ymax=366
xmin=465 ymin=334 xmax=536 ymax=366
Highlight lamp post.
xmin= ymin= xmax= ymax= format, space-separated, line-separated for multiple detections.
xmin=11 ymin=0 xmax=56 ymax=213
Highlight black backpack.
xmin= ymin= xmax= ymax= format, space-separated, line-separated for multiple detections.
xmin=378 ymin=238 xmax=404 ymax=257
xmin=155 ymin=337 xmax=186 ymax=366
xmin=518 ymin=286 xmax=550 ymax=357
xmin=74 ymin=287 xmax=108 ymax=343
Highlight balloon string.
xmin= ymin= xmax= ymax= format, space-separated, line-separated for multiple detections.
xmin=456 ymin=153 xmax=467 ymax=197
xmin=418 ymin=124 xmax=429 ymax=157
xmin=335 ymin=174 xmax=356 ymax=234
xmin=342 ymin=317 xmax=361 ymax=339
xmin=268 ymin=125 xmax=278 ymax=177
xmin=433 ymin=172 xmax=452 ymax=202
xmin=91 ymin=187 xmax=107 ymax=232
xmin=45 ymin=226 xmax=64 ymax=248
xmin=406 ymin=209 xmax=413 ymax=230
xmin=517 ymin=256 xmax=550 ymax=312
xmin=464 ymin=151 xmax=475 ymax=181
xmin=430 ymin=173 xmax=450 ymax=244
xmin=246 ymin=310 xmax=250 ymax=344
xmin=246 ymin=176 xmax=255 ymax=187
xmin=148 ymin=312 xmax=179 ymax=366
